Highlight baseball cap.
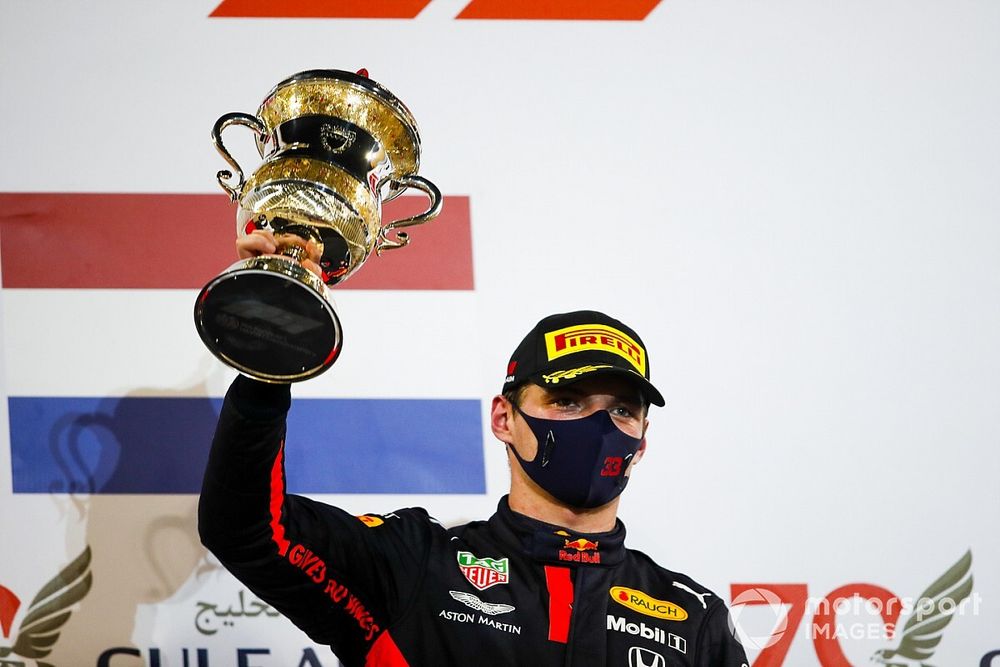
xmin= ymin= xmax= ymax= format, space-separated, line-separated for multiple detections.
xmin=502 ymin=310 xmax=665 ymax=407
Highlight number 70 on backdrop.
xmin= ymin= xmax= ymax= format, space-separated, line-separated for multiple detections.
xmin=731 ymin=550 xmax=978 ymax=667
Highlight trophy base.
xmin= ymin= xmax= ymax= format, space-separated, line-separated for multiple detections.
xmin=194 ymin=257 xmax=342 ymax=383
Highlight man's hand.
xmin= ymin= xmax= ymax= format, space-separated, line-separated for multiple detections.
xmin=237 ymin=230 xmax=324 ymax=280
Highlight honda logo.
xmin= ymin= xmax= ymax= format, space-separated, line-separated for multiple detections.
xmin=628 ymin=646 xmax=666 ymax=667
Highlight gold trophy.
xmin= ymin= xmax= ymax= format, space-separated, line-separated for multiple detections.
xmin=194 ymin=69 xmax=442 ymax=382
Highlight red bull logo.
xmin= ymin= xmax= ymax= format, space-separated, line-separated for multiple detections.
xmin=564 ymin=538 xmax=599 ymax=552
xmin=559 ymin=538 xmax=601 ymax=564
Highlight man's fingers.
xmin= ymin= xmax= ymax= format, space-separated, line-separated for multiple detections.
xmin=274 ymin=233 xmax=311 ymax=255
xmin=302 ymin=258 xmax=323 ymax=280
xmin=274 ymin=234 xmax=323 ymax=271
xmin=305 ymin=239 xmax=323 ymax=265
xmin=236 ymin=230 xmax=323 ymax=279
xmin=236 ymin=230 xmax=278 ymax=258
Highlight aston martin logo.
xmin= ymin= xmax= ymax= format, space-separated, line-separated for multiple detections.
xmin=448 ymin=591 xmax=515 ymax=616
xmin=870 ymin=550 xmax=973 ymax=666
xmin=0 ymin=547 xmax=93 ymax=667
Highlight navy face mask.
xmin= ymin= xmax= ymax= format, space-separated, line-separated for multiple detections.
xmin=509 ymin=407 xmax=643 ymax=509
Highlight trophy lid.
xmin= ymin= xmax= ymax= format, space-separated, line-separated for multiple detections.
xmin=257 ymin=69 xmax=423 ymax=176
xmin=272 ymin=69 xmax=420 ymax=133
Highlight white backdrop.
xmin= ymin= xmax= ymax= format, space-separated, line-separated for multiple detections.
xmin=1 ymin=1 xmax=998 ymax=665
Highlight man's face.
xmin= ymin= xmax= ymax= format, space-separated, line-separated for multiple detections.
xmin=507 ymin=375 xmax=648 ymax=462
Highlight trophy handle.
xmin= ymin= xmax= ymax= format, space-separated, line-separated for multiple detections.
xmin=376 ymin=175 xmax=443 ymax=254
xmin=212 ymin=112 xmax=267 ymax=202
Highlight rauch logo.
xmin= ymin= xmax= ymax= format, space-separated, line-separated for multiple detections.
xmin=609 ymin=586 xmax=687 ymax=621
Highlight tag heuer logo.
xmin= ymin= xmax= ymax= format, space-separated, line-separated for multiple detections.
xmin=456 ymin=551 xmax=509 ymax=591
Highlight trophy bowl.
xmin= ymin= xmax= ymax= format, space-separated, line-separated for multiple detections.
xmin=194 ymin=69 xmax=442 ymax=383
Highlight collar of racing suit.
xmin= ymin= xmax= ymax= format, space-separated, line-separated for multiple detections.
xmin=488 ymin=496 xmax=627 ymax=567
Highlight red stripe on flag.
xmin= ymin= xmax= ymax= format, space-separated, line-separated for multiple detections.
xmin=0 ymin=193 xmax=473 ymax=290
xmin=269 ymin=442 xmax=291 ymax=557
xmin=210 ymin=0 xmax=433 ymax=18
xmin=544 ymin=565 xmax=574 ymax=643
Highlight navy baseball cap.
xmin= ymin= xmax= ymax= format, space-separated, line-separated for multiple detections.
xmin=502 ymin=310 xmax=665 ymax=407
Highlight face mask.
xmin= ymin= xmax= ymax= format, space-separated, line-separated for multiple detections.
xmin=509 ymin=407 xmax=642 ymax=509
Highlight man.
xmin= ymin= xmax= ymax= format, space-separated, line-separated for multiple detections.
xmin=199 ymin=233 xmax=748 ymax=666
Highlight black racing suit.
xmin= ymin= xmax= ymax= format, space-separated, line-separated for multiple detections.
xmin=199 ymin=376 xmax=749 ymax=666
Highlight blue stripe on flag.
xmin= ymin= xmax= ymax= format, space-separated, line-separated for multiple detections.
xmin=9 ymin=397 xmax=485 ymax=494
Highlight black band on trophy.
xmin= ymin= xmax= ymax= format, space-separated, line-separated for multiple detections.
xmin=271 ymin=116 xmax=383 ymax=184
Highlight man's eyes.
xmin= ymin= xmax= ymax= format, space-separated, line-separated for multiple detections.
xmin=551 ymin=397 xmax=579 ymax=408
xmin=549 ymin=400 xmax=637 ymax=418
xmin=545 ymin=396 xmax=640 ymax=419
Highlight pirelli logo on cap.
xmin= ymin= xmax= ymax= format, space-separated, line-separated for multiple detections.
xmin=544 ymin=324 xmax=646 ymax=375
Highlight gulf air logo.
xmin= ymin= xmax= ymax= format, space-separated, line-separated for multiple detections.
xmin=209 ymin=0 xmax=664 ymax=21
xmin=0 ymin=547 xmax=93 ymax=665
xmin=610 ymin=586 xmax=688 ymax=621
xmin=544 ymin=325 xmax=646 ymax=375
